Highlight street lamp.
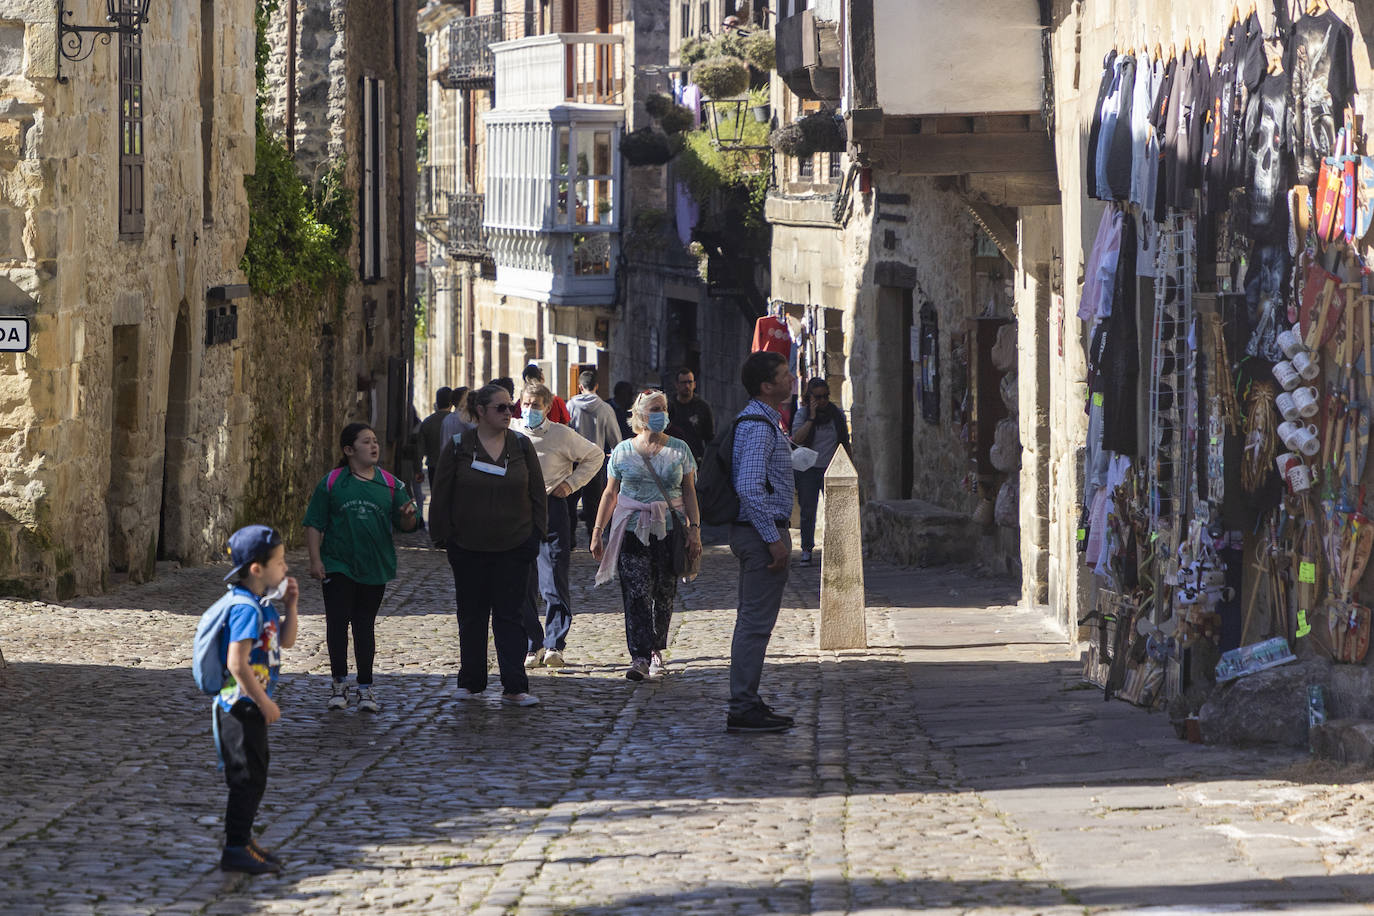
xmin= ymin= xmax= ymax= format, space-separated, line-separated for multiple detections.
xmin=57 ymin=0 xmax=154 ymax=84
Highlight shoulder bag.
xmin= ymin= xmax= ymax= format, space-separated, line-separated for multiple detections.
xmin=637 ymin=449 xmax=697 ymax=579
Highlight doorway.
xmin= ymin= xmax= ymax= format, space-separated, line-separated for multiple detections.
xmin=874 ymin=286 xmax=915 ymax=499
xmin=158 ymin=309 xmax=194 ymax=561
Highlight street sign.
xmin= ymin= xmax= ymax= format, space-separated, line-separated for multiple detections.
xmin=0 ymin=318 xmax=28 ymax=352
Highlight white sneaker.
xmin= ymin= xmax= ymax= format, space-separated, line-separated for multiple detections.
xmin=356 ymin=686 xmax=379 ymax=713
xmin=543 ymin=648 xmax=566 ymax=668
xmin=454 ymin=687 xmax=482 ymax=701
xmin=327 ymin=681 xmax=350 ymax=711
xmin=502 ymin=692 xmax=541 ymax=707
xmin=524 ymin=649 xmax=545 ymax=669
xmin=649 ymin=652 xmax=667 ymax=678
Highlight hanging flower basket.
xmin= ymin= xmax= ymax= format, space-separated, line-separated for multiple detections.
xmin=659 ymin=104 xmax=696 ymax=134
xmin=769 ymin=111 xmax=847 ymax=158
xmin=645 ymin=93 xmax=674 ymax=119
xmin=742 ymin=32 xmax=775 ymax=72
xmin=690 ymin=56 xmax=750 ymax=100
xmin=620 ymin=127 xmax=679 ymax=166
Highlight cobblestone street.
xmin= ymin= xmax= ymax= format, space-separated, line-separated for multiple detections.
xmin=5 ymin=531 xmax=1374 ymax=914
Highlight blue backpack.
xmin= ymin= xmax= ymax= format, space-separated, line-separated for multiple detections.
xmin=192 ymin=588 xmax=263 ymax=695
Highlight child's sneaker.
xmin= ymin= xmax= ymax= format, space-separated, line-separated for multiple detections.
xmin=220 ymin=844 xmax=280 ymax=875
xmin=356 ymin=686 xmax=379 ymax=713
xmin=327 ymin=680 xmax=350 ymax=711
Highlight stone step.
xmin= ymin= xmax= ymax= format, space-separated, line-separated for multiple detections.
xmin=860 ymin=498 xmax=979 ymax=568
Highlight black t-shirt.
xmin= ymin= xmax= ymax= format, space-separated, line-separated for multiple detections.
xmin=668 ymin=397 xmax=715 ymax=459
xmin=1287 ymin=10 xmax=1357 ymax=185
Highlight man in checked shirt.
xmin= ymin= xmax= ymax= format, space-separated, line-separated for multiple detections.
xmin=727 ymin=351 xmax=797 ymax=733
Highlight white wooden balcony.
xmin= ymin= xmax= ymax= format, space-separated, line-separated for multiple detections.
xmin=482 ymin=34 xmax=626 ymax=306
xmin=491 ymin=33 xmax=625 ymax=108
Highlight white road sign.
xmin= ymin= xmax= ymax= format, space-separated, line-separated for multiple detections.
xmin=0 ymin=318 xmax=28 ymax=352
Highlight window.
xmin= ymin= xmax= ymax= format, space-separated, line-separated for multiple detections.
xmin=360 ymin=76 xmax=388 ymax=281
xmin=679 ymin=2 xmax=691 ymax=44
xmin=828 ymin=152 xmax=842 ymax=182
xmin=555 ymin=125 xmax=616 ymax=228
xmin=798 ymin=154 xmax=813 ymax=181
xmin=699 ymin=0 xmax=710 ymax=35
xmin=118 ymin=0 xmax=145 ymax=237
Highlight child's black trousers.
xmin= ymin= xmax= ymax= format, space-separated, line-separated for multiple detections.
xmin=216 ymin=699 xmax=269 ymax=847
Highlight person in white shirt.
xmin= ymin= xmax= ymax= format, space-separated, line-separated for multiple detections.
xmin=514 ymin=382 xmax=605 ymax=668
xmin=568 ymin=369 xmax=623 ymax=543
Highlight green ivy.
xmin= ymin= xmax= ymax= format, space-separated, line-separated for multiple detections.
xmin=242 ymin=1 xmax=352 ymax=313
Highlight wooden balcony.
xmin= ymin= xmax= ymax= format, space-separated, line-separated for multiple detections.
xmin=492 ymin=33 xmax=625 ymax=109
xmin=776 ymin=10 xmax=840 ymax=101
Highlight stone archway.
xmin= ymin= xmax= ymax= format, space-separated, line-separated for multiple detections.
xmin=158 ymin=306 xmax=194 ymax=562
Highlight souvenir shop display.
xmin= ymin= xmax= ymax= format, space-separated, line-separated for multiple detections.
xmin=1078 ymin=1 xmax=1374 ymax=713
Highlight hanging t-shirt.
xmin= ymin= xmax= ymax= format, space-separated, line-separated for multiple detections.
xmin=1086 ymin=50 xmax=1119 ymax=201
xmin=752 ymin=316 xmax=792 ymax=355
xmin=1287 ymin=9 xmax=1357 ymax=185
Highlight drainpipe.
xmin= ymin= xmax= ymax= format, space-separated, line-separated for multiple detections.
xmin=286 ymin=0 xmax=296 ymax=153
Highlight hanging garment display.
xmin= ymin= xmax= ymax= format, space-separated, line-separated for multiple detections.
xmin=751 ymin=315 xmax=791 ymax=355
xmin=1286 ymin=7 xmax=1357 ymax=185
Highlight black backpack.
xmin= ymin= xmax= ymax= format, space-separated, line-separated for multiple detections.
xmin=696 ymin=415 xmax=775 ymax=526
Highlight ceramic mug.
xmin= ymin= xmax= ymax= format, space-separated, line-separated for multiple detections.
xmin=1287 ymin=461 xmax=1314 ymax=491
xmin=1293 ymin=350 xmax=1320 ymax=380
xmin=1273 ymin=360 xmax=1302 ymax=390
xmin=1292 ymin=385 xmax=1320 ymax=418
xmin=1293 ymin=425 xmax=1321 ymax=457
xmin=1276 ymin=391 xmax=1301 ymax=421
xmin=1277 ymin=327 xmax=1306 ymax=358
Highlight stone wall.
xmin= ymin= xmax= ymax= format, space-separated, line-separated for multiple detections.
xmin=0 ymin=0 xmax=258 ymax=597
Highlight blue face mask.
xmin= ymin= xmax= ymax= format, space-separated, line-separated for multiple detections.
xmin=525 ymin=407 xmax=545 ymax=429
xmin=647 ymin=412 xmax=669 ymax=433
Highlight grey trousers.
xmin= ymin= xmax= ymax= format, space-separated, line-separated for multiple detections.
xmin=728 ymin=523 xmax=791 ymax=715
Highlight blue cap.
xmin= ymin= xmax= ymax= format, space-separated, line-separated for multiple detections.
xmin=224 ymin=525 xmax=283 ymax=581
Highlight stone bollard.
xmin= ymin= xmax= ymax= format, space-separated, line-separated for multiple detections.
xmin=819 ymin=448 xmax=867 ymax=649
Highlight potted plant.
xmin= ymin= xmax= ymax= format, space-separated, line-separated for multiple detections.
xmin=620 ymin=127 xmax=679 ymax=166
xmin=679 ymin=36 xmax=709 ymax=67
xmin=645 ymin=92 xmax=674 ymax=120
xmin=659 ymin=103 xmax=696 ymax=134
xmin=749 ymin=85 xmax=770 ymax=124
xmin=690 ymin=55 xmax=750 ymax=100
xmin=769 ymin=110 xmax=847 ymax=158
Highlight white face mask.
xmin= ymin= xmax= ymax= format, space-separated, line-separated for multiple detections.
xmin=264 ymin=578 xmax=289 ymax=602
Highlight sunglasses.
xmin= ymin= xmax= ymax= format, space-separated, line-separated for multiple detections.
xmin=487 ymin=402 xmax=515 ymax=414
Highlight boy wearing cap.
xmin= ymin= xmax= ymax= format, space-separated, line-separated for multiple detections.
xmin=214 ymin=524 xmax=298 ymax=874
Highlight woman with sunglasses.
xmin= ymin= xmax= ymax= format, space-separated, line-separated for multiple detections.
xmin=429 ymin=384 xmax=547 ymax=706
xmin=591 ymin=389 xmax=702 ymax=681
xmin=304 ymin=423 xmax=419 ymax=713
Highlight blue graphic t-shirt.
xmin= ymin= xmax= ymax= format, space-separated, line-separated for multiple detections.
xmin=216 ymin=587 xmax=282 ymax=713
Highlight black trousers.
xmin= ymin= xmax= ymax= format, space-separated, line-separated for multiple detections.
xmin=216 ymin=700 xmax=269 ymax=847
xmin=447 ymin=545 xmax=531 ymax=695
xmin=322 ymin=573 xmax=387 ymax=685
xmin=574 ymin=465 xmax=608 ymax=538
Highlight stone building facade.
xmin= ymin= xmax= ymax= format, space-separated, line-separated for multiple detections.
xmin=416 ymin=0 xmax=756 ymax=416
xmin=255 ymin=0 xmax=418 ymax=530
xmin=0 ymin=0 xmax=259 ymax=597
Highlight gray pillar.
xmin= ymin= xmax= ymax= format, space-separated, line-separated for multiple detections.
xmin=820 ymin=448 xmax=867 ymax=649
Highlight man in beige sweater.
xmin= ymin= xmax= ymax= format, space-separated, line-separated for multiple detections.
xmin=514 ymin=383 xmax=605 ymax=668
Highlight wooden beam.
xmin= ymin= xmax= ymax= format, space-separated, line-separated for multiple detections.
xmin=895 ymin=131 xmax=1056 ymax=176
xmin=966 ymin=172 xmax=1062 ymax=207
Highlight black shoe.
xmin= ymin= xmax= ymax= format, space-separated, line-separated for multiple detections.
xmin=220 ymin=844 xmax=281 ymax=875
xmin=761 ymin=704 xmax=795 ymax=727
xmin=248 ymin=838 xmax=283 ymax=866
xmin=726 ymin=707 xmax=793 ymax=733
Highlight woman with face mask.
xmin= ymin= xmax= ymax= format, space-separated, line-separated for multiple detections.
xmin=590 ymin=389 xmax=703 ymax=681
xmin=303 ymin=423 xmax=419 ymax=713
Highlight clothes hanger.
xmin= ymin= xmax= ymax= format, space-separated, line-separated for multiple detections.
xmin=1308 ymin=0 xmax=1328 ymax=14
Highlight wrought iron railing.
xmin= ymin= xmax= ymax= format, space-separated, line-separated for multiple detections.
xmin=420 ymin=165 xmax=458 ymax=219
xmin=441 ymin=12 xmax=535 ymax=89
xmin=448 ymin=192 xmax=489 ymax=259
